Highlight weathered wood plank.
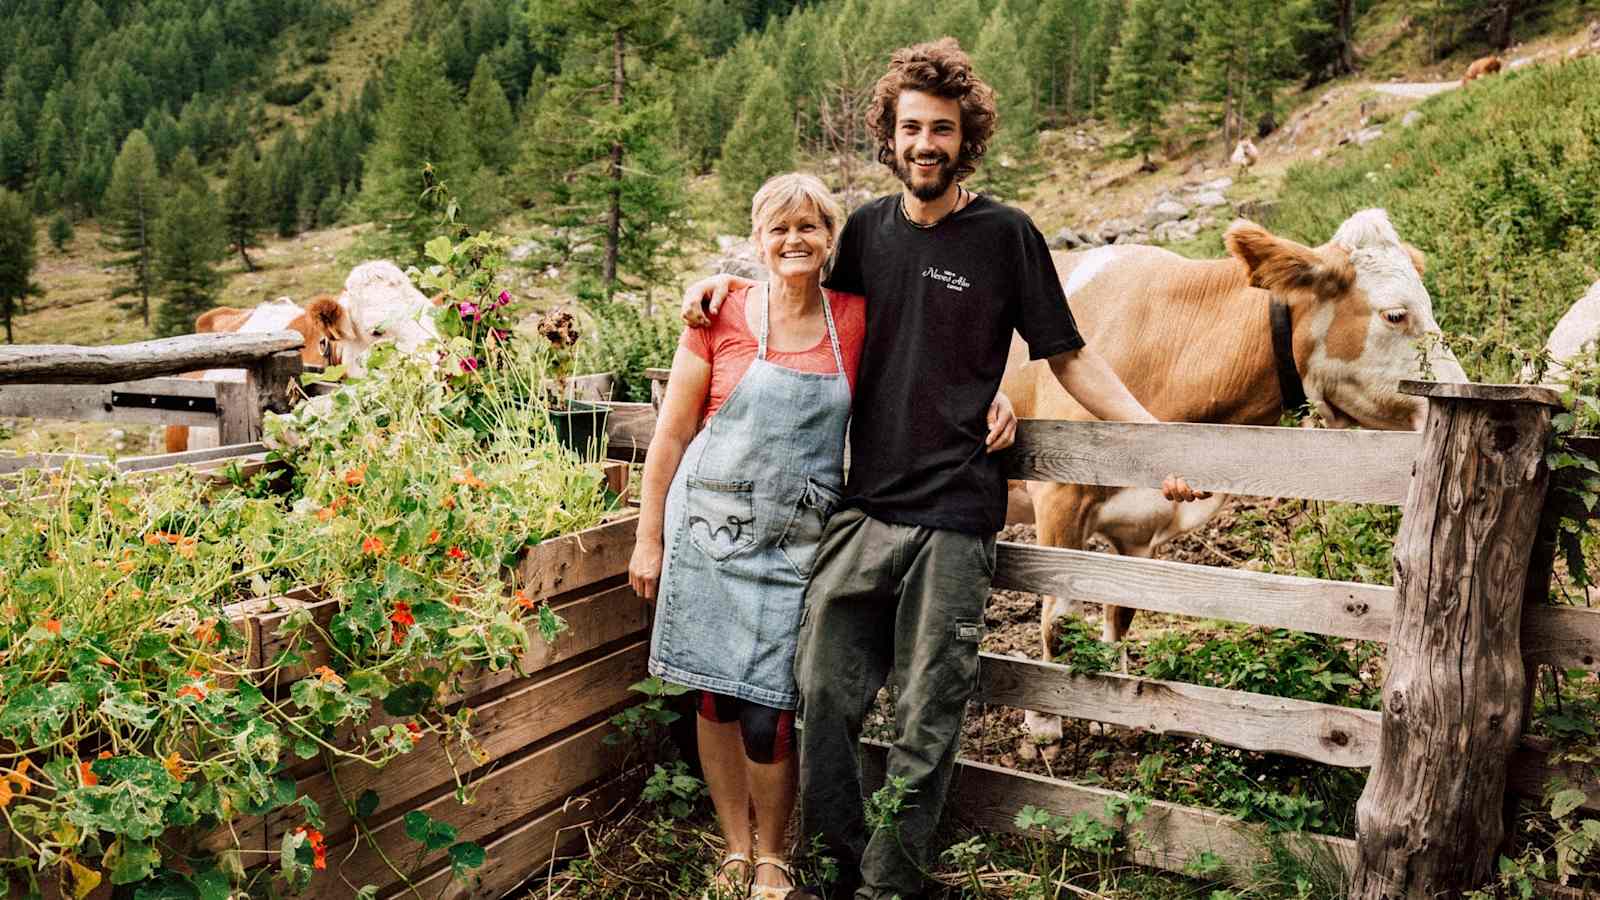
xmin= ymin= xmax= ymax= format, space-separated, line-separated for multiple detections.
xmin=1523 ymin=604 xmax=1600 ymax=672
xmin=1353 ymin=390 xmax=1554 ymax=897
xmin=515 ymin=514 xmax=638 ymax=599
xmin=266 ymin=640 xmax=648 ymax=848
xmin=565 ymin=372 xmax=615 ymax=402
xmin=1001 ymin=419 xmax=1418 ymax=505
xmin=0 ymin=379 xmax=223 ymax=427
xmin=0 ymin=332 xmax=304 ymax=385
xmin=0 ymin=451 xmax=105 ymax=475
xmin=978 ymin=654 xmax=1381 ymax=767
xmin=405 ymin=773 xmax=636 ymax=899
xmin=1509 ymin=735 xmax=1600 ymax=813
xmin=994 ymin=542 xmax=1395 ymax=642
xmin=861 ymin=743 xmax=1359 ymax=882
xmin=599 ymin=401 xmax=655 ymax=460
xmin=307 ymin=718 xmax=625 ymax=899
xmin=1399 ymin=379 xmax=1565 ymax=407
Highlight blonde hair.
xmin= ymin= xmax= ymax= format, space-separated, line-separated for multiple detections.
xmin=749 ymin=172 xmax=845 ymax=246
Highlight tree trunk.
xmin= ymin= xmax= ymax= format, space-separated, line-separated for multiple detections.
xmin=139 ymin=207 xmax=150 ymax=326
xmin=1491 ymin=0 xmax=1517 ymax=50
xmin=1337 ymin=0 xmax=1357 ymax=74
xmin=603 ymin=28 xmax=625 ymax=295
xmin=1350 ymin=382 xmax=1560 ymax=899
xmin=238 ymin=240 xmax=255 ymax=273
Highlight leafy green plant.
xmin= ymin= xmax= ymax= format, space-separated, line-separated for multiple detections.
xmin=1050 ymin=615 xmax=1117 ymax=675
xmin=573 ymin=289 xmax=684 ymax=403
xmin=642 ymin=761 xmax=706 ymax=820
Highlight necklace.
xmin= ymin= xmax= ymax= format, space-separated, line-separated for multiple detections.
xmin=900 ymin=185 xmax=967 ymax=230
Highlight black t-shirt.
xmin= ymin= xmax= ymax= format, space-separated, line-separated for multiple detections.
xmin=822 ymin=193 xmax=1084 ymax=534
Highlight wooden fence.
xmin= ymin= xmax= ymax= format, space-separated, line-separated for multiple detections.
xmin=0 ymin=332 xmax=307 ymax=450
xmin=608 ymin=379 xmax=1598 ymax=898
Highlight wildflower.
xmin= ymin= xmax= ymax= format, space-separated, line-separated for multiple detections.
xmin=441 ymin=496 xmax=456 ymax=510
xmin=177 ymin=672 xmax=210 ymax=702
xmin=458 ymin=301 xmax=479 ymax=320
xmin=315 ymin=506 xmax=336 ymax=523
xmin=313 ymin=665 xmax=344 ymax=686
xmin=344 ymin=465 xmax=367 ymax=487
xmin=79 ymin=761 xmax=98 ymax=787
xmin=174 ymin=537 xmax=198 ymax=560
xmin=163 ymin=751 xmax=185 ymax=783
xmin=2 ymin=760 xmax=33 ymax=803
xmin=390 ymin=602 xmax=415 ymax=642
xmin=193 ymin=619 xmax=218 ymax=646
xmin=116 ymin=560 xmax=137 ymax=573
xmin=460 ymin=357 xmax=480 ymax=373
xmin=513 ymin=590 xmax=534 ymax=610
xmin=406 ymin=721 xmax=423 ymax=739
xmin=295 ymin=826 xmax=328 ymax=870
xmin=451 ymin=470 xmax=487 ymax=490
xmin=497 ymin=290 xmax=511 ymax=307
xmin=362 ymin=536 xmax=386 ymax=556
xmin=144 ymin=532 xmax=163 ymax=546
xmin=447 ymin=546 xmax=468 ymax=561
xmin=43 ymin=619 xmax=61 ymax=636
xmin=426 ymin=529 xmax=441 ymax=544
xmin=448 ymin=594 xmax=464 ymax=607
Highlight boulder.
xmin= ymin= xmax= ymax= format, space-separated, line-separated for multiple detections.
xmin=1193 ymin=191 xmax=1229 ymax=209
xmin=1099 ymin=218 xmax=1137 ymax=242
xmin=1049 ymin=227 xmax=1082 ymax=250
xmin=1202 ymin=176 xmax=1234 ymax=192
xmin=1152 ymin=219 xmax=1201 ymax=244
xmin=1142 ymin=200 xmax=1190 ymax=229
xmin=1354 ymin=126 xmax=1385 ymax=146
xmin=716 ymin=256 xmax=768 ymax=281
xmin=509 ymin=241 xmax=544 ymax=262
xmin=1401 ymin=110 xmax=1423 ymax=129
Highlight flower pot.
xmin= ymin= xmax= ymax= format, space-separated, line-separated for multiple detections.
xmin=550 ymin=400 xmax=611 ymax=461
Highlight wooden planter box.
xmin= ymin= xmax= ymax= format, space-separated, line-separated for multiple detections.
xmin=15 ymin=466 xmax=648 ymax=900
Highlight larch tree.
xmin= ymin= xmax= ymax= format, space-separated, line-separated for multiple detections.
xmin=102 ymin=129 xmax=162 ymax=327
xmin=973 ymin=4 xmax=1037 ymax=197
xmin=221 ymin=142 xmax=266 ymax=272
xmin=464 ymin=56 xmax=517 ymax=174
xmin=0 ymin=188 xmax=38 ymax=343
xmin=1104 ymin=0 xmax=1181 ymax=168
xmin=717 ymin=65 xmax=795 ymax=232
xmin=153 ymin=180 xmax=223 ymax=337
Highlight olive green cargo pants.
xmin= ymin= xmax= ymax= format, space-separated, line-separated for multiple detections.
xmin=793 ymin=508 xmax=995 ymax=900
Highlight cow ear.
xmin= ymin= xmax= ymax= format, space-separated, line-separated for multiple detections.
xmin=1403 ymin=243 xmax=1426 ymax=276
xmin=1225 ymin=221 xmax=1351 ymax=296
xmin=306 ymin=296 xmax=348 ymax=334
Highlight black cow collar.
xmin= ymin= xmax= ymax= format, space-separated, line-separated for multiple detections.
xmin=1270 ymin=295 xmax=1309 ymax=415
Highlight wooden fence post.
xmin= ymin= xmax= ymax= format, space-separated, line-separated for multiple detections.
xmin=1351 ymin=382 xmax=1562 ymax=899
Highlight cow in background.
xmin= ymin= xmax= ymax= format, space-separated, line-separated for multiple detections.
xmin=1463 ymin=55 xmax=1503 ymax=84
xmin=1001 ymin=209 xmax=1468 ymax=742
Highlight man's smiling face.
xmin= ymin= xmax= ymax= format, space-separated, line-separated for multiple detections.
xmin=892 ymin=89 xmax=963 ymax=202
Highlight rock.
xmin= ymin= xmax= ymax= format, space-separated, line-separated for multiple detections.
xmin=1076 ymin=229 xmax=1106 ymax=248
xmin=1236 ymin=199 xmax=1280 ymax=224
xmin=716 ymin=235 xmax=741 ymax=253
xmin=1193 ymin=191 xmax=1229 ymax=209
xmin=1355 ymin=126 xmax=1384 ymax=146
xmin=1203 ymin=176 xmax=1234 ymax=193
xmin=1401 ymin=110 xmax=1423 ymax=128
xmin=716 ymin=256 xmax=767 ymax=281
xmin=509 ymin=241 xmax=545 ymax=262
xmin=1098 ymin=218 xmax=1137 ymax=242
xmin=1142 ymin=200 xmax=1190 ymax=229
xmin=1112 ymin=229 xmax=1150 ymax=246
xmin=1048 ymin=227 xmax=1082 ymax=250
xmin=1152 ymin=219 xmax=1201 ymax=244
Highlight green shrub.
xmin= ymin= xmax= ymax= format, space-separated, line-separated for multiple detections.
xmin=573 ymin=289 xmax=684 ymax=403
xmin=264 ymin=79 xmax=316 ymax=107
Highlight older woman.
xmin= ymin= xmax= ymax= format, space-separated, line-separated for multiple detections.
xmin=628 ymin=173 xmax=1015 ymax=900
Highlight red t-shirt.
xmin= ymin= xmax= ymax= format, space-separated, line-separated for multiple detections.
xmin=680 ymin=286 xmax=865 ymax=425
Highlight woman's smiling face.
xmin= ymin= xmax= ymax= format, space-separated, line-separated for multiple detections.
xmin=756 ymin=202 xmax=832 ymax=281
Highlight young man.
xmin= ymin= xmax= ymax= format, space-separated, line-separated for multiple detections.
xmin=683 ymin=38 xmax=1201 ymax=900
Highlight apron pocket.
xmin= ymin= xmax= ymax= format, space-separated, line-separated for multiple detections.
xmin=779 ymin=478 xmax=843 ymax=579
xmin=685 ymin=477 xmax=758 ymax=561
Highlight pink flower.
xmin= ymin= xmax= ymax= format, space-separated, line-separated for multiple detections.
xmin=497 ymin=291 xmax=512 ymax=307
xmin=458 ymin=301 xmax=479 ymax=320
xmin=460 ymin=357 xmax=480 ymax=373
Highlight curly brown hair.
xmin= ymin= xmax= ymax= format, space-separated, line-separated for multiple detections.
xmin=866 ymin=38 xmax=998 ymax=182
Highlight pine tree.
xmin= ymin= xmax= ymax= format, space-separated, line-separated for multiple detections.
xmin=154 ymin=181 xmax=223 ymax=338
xmin=167 ymin=146 xmax=207 ymax=195
xmin=1189 ymin=0 xmax=1318 ymax=150
xmin=102 ymin=130 xmax=162 ymax=327
xmin=0 ymin=188 xmax=38 ymax=343
xmin=1104 ymin=0 xmax=1180 ymax=167
xmin=524 ymin=0 xmax=689 ymax=295
xmin=464 ymin=56 xmax=516 ymax=174
xmin=973 ymin=5 xmax=1037 ymax=195
xmin=355 ymin=43 xmax=478 ymax=265
xmin=221 ymin=143 xmax=265 ymax=272
xmin=718 ymin=66 xmax=795 ymax=231
xmin=48 ymin=213 xmax=73 ymax=252
xmin=267 ymin=131 xmax=303 ymax=237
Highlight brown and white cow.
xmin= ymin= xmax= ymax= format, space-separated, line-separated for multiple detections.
xmin=164 ymin=296 xmax=347 ymax=452
xmin=1000 ymin=209 xmax=1467 ymax=741
xmin=1463 ymin=55 xmax=1503 ymax=84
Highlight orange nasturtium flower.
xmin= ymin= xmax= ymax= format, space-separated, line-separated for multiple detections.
xmin=42 ymin=619 xmax=61 ymax=636
xmin=193 ymin=619 xmax=219 ymax=646
xmin=513 ymin=590 xmax=534 ymax=610
xmin=162 ymin=752 xmax=185 ymax=783
xmin=426 ymin=529 xmax=441 ymax=545
xmin=312 ymin=666 xmax=344 ymax=686
xmin=362 ymin=536 xmax=386 ymax=556
xmin=440 ymin=495 xmax=457 ymax=510
xmin=344 ymin=464 xmax=367 ymax=487
xmin=1 ymin=759 xmax=33 ymax=806
xmin=116 ymin=560 xmax=137 ymax=573
xmin=389 ymin=602 xmax=416 ymax=642
xmin=174 ymin=537 xmax=198 ymax=560
xmin=451 ymin=469 xmax=487 ymax=490
xmin=79 ymin=752 xmax=109 ymax=787
xmin=447 ymin=546 xmax=468 ymax=561
xmin=295 ymin=825 xmax=328 ymax=870
xmin=177 ymin=672 xmax=210 ymax=702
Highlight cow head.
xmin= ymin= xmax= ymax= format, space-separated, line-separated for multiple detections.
xmin=334 ymin=261 xmax=444 ymax=376
xmin=296 ymin=295 xmax=352 ymax=368
xmin=1226 ymin=209 xmax=1467 ymax=431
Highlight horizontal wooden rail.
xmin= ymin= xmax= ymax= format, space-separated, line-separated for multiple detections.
xmin=995 ymin=541 xmax=1395 ymax=642
xmin=1001 ymin=419 xmax=1419 ymax=504
xmin=0 ymin=331 xmax=303 ymax=384
xmin=978 ymin=653 xmax=1381 ymax=767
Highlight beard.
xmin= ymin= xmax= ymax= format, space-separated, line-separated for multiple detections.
xmin=894 ymin=150 xmax=959 ymax=202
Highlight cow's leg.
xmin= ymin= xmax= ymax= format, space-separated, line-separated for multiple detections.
xmin=1096 ymin=490 xmax=1230 ymax=643
xmin=1023 ymin=482 xmax=1097 ymax=744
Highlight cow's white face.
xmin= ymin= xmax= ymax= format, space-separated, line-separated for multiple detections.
xmin=335 ymin=261 xmax=443 ymax=376
xmin=1227 ymin=209 xmax=1466 ymax=432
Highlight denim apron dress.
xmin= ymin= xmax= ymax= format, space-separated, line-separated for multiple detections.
xmin=649 ymin=289 xmax=850 ymax=710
